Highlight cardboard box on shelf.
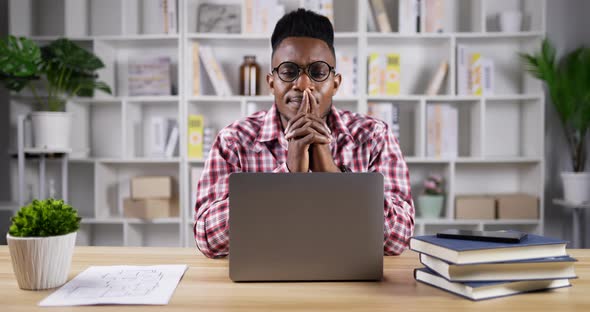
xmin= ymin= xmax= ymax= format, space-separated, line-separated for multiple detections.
xmin=455 ymin=195 xmax=495 ymax=220
xmin=123 ymin=198 xmax=179 ymax=219
xmin=131 ymin=176 xmax=173 ymax=199
xmin=496 ymin=193 xmax=539 ymax=219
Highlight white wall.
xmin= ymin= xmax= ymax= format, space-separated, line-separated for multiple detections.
xmin=545 ymin=0 xmax=590 ymax=246
xmin=0 ymin=0 xmax=10 ymax=202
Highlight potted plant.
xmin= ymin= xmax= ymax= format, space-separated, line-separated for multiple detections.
xmin=6 ymin=199 xmax=81 ymax=290
xmin=417 ymin=174 xmax=445 ymax=219
xmin=0 ymin=36 xmax=112 ymax=150
xmin=521 ymin=39 xmax=590 ymax=204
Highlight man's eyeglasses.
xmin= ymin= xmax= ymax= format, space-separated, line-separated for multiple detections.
xmin=271 ymin=61 xmax=336 ymax=83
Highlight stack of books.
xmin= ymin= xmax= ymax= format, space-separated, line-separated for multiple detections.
xmin=410 ymin=233 xmax=577 ymax=301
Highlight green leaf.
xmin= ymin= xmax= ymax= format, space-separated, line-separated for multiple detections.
xmin=0 ymin=36 xmax=42 ymax=92
xmin=9 ymin=198 xmax=81 ymax=237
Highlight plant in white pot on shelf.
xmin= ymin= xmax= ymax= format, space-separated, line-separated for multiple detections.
xmin=6 ymin=199 xmax=81 ymax=290
xmin=418 ymin=174 xmax=445 ymax=219
xmin=521 ymin=39 xmax=590 ymax=204
xmin=0 ymin=36 xmax=112 ymax=150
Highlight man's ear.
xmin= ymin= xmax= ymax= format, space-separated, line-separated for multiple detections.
xmin=332 ymin=73 xmax=342 ymax=95
xmin=266 ymin=73 xmax=275 ymax=95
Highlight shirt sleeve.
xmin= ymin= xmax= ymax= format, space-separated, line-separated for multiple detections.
xmin=368 ymin=125 xmax=415 ymax=256
xmin=194 ymin=133 xmax=290 ymax=258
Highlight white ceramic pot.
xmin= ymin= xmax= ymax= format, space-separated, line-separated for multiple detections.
xmin=7 ymin=232 xmax=77 ymax=290
xmin=561 ymin=172 xmax=590 ymax=204
xmin=30 ymin=112 xmax=72 ymax=150
xmin=499 ymin=11 xmax=523 ymax=32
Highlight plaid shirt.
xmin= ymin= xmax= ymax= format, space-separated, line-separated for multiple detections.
xmin=194 ymin=104 xmax=415 ymax=258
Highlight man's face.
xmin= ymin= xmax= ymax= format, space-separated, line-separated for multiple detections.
xmin=267 ymin=37 xmax=341 ymax=125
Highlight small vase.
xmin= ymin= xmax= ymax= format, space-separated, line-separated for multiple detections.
xmin=418 ymin=195 xmax=445 ymax=219
xmin=30 ymin=111 xmax=72 ymax=150
xmin=7 ymin=232 xmax=77 ymax=290
xmin=561 ymin=172 xmax=590 ymax=204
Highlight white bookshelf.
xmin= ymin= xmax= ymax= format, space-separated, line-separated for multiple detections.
xmin=8 ymin=0 xmax=546 ymax=246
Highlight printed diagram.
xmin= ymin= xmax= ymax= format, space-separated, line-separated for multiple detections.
xmin=66 ymin=269 xmax=163 ymax=298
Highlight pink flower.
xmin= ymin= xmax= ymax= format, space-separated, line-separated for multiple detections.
xmin=429 ymin=174 xmax=443 ymax=183
xmin=424 ymin=180 xmax=437 ymax=189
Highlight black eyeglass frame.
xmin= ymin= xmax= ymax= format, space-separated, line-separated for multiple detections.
xmin=271 ymin=61 xmax=336 ymax=83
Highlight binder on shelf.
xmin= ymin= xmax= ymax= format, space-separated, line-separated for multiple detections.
xmin=385 ymin=53 xmax=401 ymax=95
xmin=199 ymin=45 xmax=232 ymax=96
xmin=147 ymin=117 xmax=167 ymax=157
xmin=245 ymin=0 xmax=285 ymax=34
xmin=398 ymin=0 xmax=419 ymax=33
xmin=188 ymin=114 xmax=204 ymax=160
xmin=336 ymin=52 xmax=357 ymax=96
xmin=470 ymin=53 xmax=495 ymax=95
xmin=368 ymin=52 xmax=384 ymax=96
xmin=456 ymin=44 xmax=471 ymax=95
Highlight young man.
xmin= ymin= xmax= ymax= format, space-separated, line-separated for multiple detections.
xmin=194 ymin=9 xmax=414 ymax=258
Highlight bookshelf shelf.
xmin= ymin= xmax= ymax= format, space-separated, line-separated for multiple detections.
xmin=8 ymin=0 xmax=547 ymax=247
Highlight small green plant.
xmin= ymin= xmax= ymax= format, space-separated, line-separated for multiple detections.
xmin=8 ymin=199 xmax=81 ymax=237
xmin=521 ymin=39 xmax=590 ymax=172
xmin=0 ymin=36 xmax=112 ymax=111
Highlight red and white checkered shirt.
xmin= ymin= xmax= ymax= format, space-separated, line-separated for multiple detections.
xmin=194 ymin=104 xmax=415 ymax=258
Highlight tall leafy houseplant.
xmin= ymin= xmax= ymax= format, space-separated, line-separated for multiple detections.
xmin=521 ymin=39 xmax=590 ymax=203
xmin=0 ymin=36 xmax=112 ymax=111
xmin=6 ymin=199 xmax=81 ymax=290
xmin=0 ymin=36 xmax=112 ymax=150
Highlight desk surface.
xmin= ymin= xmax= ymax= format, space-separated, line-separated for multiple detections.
xmin=0 ymin=247 xmax=589 ymax=311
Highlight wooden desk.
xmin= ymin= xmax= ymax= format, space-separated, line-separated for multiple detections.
xmin=0 ymin=247 xmax=588 ymax=311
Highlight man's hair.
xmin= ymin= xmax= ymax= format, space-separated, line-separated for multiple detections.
xmin=270 ymin=8 xmax=335 ymax=58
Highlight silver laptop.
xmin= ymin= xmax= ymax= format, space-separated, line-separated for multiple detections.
xmin=229 ymin=172 xmax=384 ymax=282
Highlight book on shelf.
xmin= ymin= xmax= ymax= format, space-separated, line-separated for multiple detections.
xmin=192 ymin=42 xmax=201 ymax=96
xmin=368 ymin=52 xmax=400 ymax=96
xmin=188 ymin=114 xmax=204 ymax=160
xmin=370 ymin=0 xmax=392 ymax=32
xmin=199 ymin=45 xmax=232 ymax=96
xmin=203 ymin=127 xmax=216 ymax=159
xmin=419 ymin=253 xmax=578 ymax=282
xmin=409 ymin=234 xmax=568 ymax=265
xmin=164 ymin=119 xmax=179 ymax=158
xmin=426 ymin=104 xmax=457 ymax=158
xmin=425 ymin=60 xmax=448 ymax=95
xmin=367 ymin=102 xmax=400 ymax=138
xmin=422 ymin=0 xmax=444 ymax=33
xmin=147 ymin=117 xmax=167 ymax=157
xmin=335 ymin=52 xmax=357 ymax=96
xmin=366 ymin=0 xmax=378 ymax=32
xmin=457 ymin=45 xmax=495 ymax=95
xmin=190 ymin=167 xmax=202 ymax=212
xmin=398 ymin=0 xmax=419 ymax=34
xmin=143 ymin=0 xmax=177 ymax=34
xmin=414 ymin=267 xmax=572 ymax=301
xmin=303 ymin=0 xmax=334 ymax=25
xmin=127 ymin=56 xmax=172 ymax=96
xmin=244 ymin=0 xmax=285 ymax=34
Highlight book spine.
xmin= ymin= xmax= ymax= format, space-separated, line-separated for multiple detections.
xmin=199 ymin=45 xmax=232 ymax=96
xmin=368 ymin=53 xmax=381 ymax=96
xmin=188 ymin=115 xmax=204 ymax=159
xmin=167 ymin=0 xmax=177 ymax=34
xmin=456 ymin=45 xmax=469 ymax=95
xmin=482 ymin=58 xmax=494 ymax=95
xmin=372 ymin=0 xmax=392 ymax=33
xmin=426 ymin=60 xmax=448 ymax=95
xmin=148 ymin=117 xmax=167 ymax=157
xmin=192 ymin=42 xmax=200 ymax=96
xmin=385 ymin=53 xmax=400 ymax=95
xmin=470 ymin=52 xmax=483 ymax=95
xmin=164 ymin=120 xmax=179 ymax=158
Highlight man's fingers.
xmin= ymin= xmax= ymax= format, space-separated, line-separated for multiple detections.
xmin=284 ymin=112 xmax=306 ymax=133
xmin=285 ymin=121 xmax=313 ymax=140
xmin=307 ymin=89 xmax=321 ymax=118
xmin=297 ymin=91 xmax=308 ymax=114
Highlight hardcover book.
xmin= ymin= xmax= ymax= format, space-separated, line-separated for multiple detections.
xmin=414 ymin=267 xmax=571 ymax=301
xmin=410 ymin=234 xmax=568 ymax=264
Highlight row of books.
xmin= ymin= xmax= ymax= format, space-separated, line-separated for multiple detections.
xmin=147 ymin=117 xmax=178 ymax=158
xmin=368 ymin=0 xmax=444 ymax=33
xmin=410 ymin=233 xmax=576 ymax=301
xmin=367 ymin=102 xmax=400 ymax=138
xmin=368 ymin=53 xmax=448 ymax=96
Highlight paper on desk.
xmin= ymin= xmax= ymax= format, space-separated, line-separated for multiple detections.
xmin=38 ymin=265 xmax=188 ymax=306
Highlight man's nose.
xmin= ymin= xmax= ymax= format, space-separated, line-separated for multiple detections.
xmin=294 ymin=72 xmax=315 ymax=91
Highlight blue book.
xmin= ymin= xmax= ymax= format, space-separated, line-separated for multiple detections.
xmin=420 ymin=253 xmax=577 ymax=282
xmin=414 ymin=267 xmax=572 ymax=301
xmin=410 ymin=234 xmax=567 ymax=264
